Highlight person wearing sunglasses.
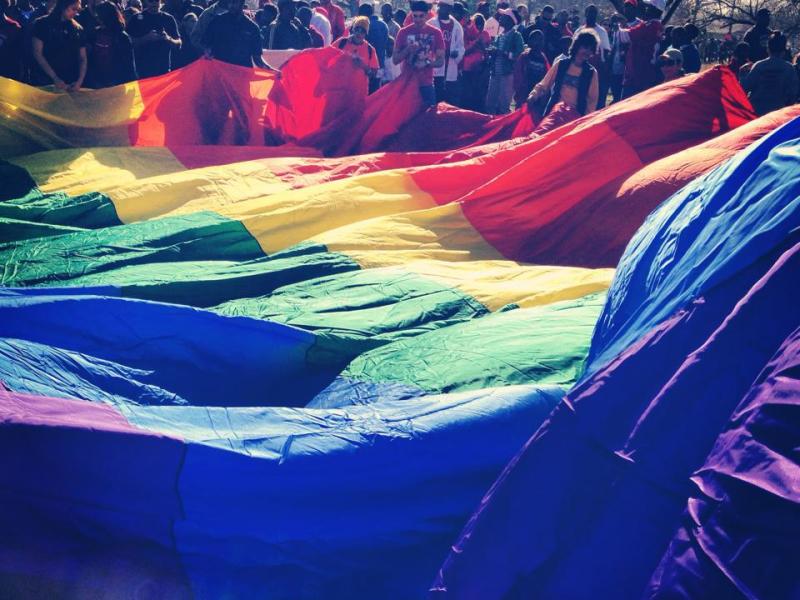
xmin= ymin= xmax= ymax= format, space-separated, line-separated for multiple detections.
xmin=128 ymin=0 xmax=181 ymax=77
xmin=393 ymin=0 xmax=444 ymax=106
xmin=658 ymin=47 xmax=683 ymax=82
xmin=334 ymin=15 xmax=379 ymax=96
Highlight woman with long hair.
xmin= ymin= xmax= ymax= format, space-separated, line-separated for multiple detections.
xmin=527 ymin=30 xmax=599 ymax=124
xmin=30 ymin=0 xmax=87 ymax=90
xmin=86 ymin=1 xmax=137 ymax=87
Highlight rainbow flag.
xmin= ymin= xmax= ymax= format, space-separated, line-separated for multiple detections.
xmin=1 ymin=57 xmax=796 ymax=598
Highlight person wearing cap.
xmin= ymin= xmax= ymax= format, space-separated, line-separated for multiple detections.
xmin=617 ymin=0 xmax=663 ymax=99
xmin=427 ymin=0 xmax=463 ymax=104
xmin=527 ymin=30 xmax=599 ymax=119
xmin=743 ymin=8 xmax=772 ymax=63
xmin=743 ymin=31 xmax=798 ymax=116
xmin=393 ymin=0 xmax=444 ymax=106
xmin=485 ymin=7 xmax=523 ymax=114
xmin=658 ymin=47 xmax=683 ymax=81
xmin=334 ymin=15 xmax=379 ymax=95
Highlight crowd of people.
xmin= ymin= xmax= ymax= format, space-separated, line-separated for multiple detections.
xmin=0 ymin=0 xmax=798 ymax=119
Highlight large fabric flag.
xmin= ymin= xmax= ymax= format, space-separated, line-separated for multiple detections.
xmin=432 ymin=113 xmax=800 ymax=600
xmin=0 ymin=56 xmax=795 ymax=598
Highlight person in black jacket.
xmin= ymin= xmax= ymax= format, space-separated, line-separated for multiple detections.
xmin=86 ymin=1 xmax=136 ymax=86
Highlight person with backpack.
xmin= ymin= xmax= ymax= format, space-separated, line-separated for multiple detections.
xmin=334 ymin=15 xmax=379 ymax=96
xmin=527 ymin=30 xmax=599 ymax=120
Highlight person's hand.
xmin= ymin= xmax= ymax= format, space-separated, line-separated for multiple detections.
xmin=53 ymin=77 xmax=68 ymax=91
xmin=67 ymin=81 xmax=82 ymax=92
xmin=204 ymin=49 xmax=213 ymax=59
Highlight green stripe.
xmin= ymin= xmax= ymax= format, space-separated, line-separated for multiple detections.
xmin=0 ymin=211 xmax=265 ymax=287
xmin=213 ymin=267 xmax=491 ymax=366
xmin=0 ymin=217 xmax=86 ymax=242
xmin=340 ymin=292 xmax=606 ymax=394
xmin=0 ymin=189 xmax=121 ymax=230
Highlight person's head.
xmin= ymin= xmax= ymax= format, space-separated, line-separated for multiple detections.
xmin=409 ymin=0 xmax=428 ymax=26
xmin=569 ymin=29 xmax=598 ymax=63
xmin=52 ymin=0 xmax=80 ymax=18
xmin=180 ymin=11 xmax=197 ymax=33
xmin=497 ymin=7 xmax=516 ymax=31
xmin=95 ymin=0 xmax=124 ymax=30
xmin=515 ymin=3 xmax=527 ymax=23
xmin=227 ymin=0 xmax=244 ymax=14
xmin=437 ymin=0 xmax=452 ymax=21
xmin=733 ymin=41 xmax=749 ymax=62
xmin=472 ymin=11 xmax=484 ymax=31
xmin=452 ymin=1 xmax=465 ymax=21
xmin=141 ymin=0 xmax=161 ymax=13
xmin=394 ymin=7 xmax=405 ymax=22
xmin=583 ymin=3 xmax=597 ymax=26
xmin=357 ymin=0 xmax=372 ymax=16
xmin=623 ymin=0 xmax=636 ymax=22
xmin=670 ymin=25 xmax=686 ymax=48
xmin=350 ymin=14 xmax=369 ymax=40
xmin=527 ymin=28 xmax=543 ymax=50
xmin=659 ymin=47 xmax=682 ymax=79
xmin=684 ymin=23 xmax=699 ymax=41
xmin=755 ymin=7 xmax=769 ymax=28
xmin=297 ymin=4 xmax=311 ymax=25
xmin=277 ymin=0 xmax=294 ymax=20
xmin=768 ymin=31 xmax=786 ymax=56
xmin=556 ymin=8 xmax=567 ymax=25
xmin=540 ymin=4 xmax=553 ymax=21
xmin=380 ymin=1 xmax=391 ymax=20
xmin=476 ymin=1 xmax=491 ymax=18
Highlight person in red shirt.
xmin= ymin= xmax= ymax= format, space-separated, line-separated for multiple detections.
xmin=334 ymin=15 xmax=379 ymax=96
xmin=393 ymin=0 xmax=444 ymax=106
xmin=319 ymin=0 xmax=344 ymax=41
xmin=618 ymin=0 xmax=663 ymax=99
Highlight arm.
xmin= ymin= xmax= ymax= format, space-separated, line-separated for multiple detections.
xmin=741 ymin=63 xmax=757 ymax=93
xmin=452 ymin=22 xmax=465 ymax=62
xmin=32 ymin=36 xmax=68 ymax=90
xmin=164 ymin=15 xmax=181 ymax=48
xmin=68 ymin=45 xmax=87 ymax=91
xmin=585 ymin=69 xmax=599 ymax=113
xmin=528 ymin=59 xmax=558 ymax=101
xmin=432 ymin=29 xmax=444 ymax=67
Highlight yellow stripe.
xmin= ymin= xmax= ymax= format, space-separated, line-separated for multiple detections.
xmin=320 ymin=201 xmax=501 ymax=264
xmin=386 ymin=261 xmax=614 ymax=311
xmin=0 ymin=78 xmax=143 ymax=157
xmin=319 ymin=201 xmax=613 ymax=309
xmin=10 ymin=147 xmax=184 ymax=195
xmin=238 ymin=170 xmax=437 ymax=253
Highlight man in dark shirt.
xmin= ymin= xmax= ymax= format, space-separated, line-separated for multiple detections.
xmin=743 ymin=31 xmax=798 ymax=116
xmin=680 ymin=22 xmax=701 ymax=73
xmin=263 ymin=0 xmax=310 ymax=49
xmin=202 ymin=0 xmax=272 ymax=68
xmin=743 ymin=8 xmax=771 ymax=63
xmin=0 ymin=0 xmax=23 ymax=80
xmin=530 ymin=5 xmax=559 ymax=62
xmin=128 ymin=0 xmax=181 ymax=77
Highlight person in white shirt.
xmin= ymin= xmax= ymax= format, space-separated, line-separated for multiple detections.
xmin=573 ymin=4 xmax=610 ymax=108
xmin=311 ymin=5 xmax=332 ymax=45
xmin=428 ymin=0 xmax=464 ymax=104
